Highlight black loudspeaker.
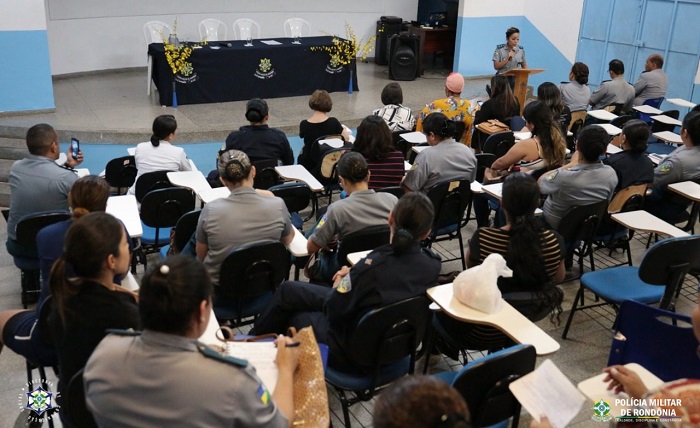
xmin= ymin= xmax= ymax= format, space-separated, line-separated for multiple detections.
xmin=375 ymin=16 xmax=403 ymax=65
xmin=389 ymin=33 xmax=419 ymax=81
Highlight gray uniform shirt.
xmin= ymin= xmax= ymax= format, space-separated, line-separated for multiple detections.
xmin=403 ymin=140 xmax=477 ymax=193
xmin=84 ymin=331 xmax=288 ymax=427
xmin=559 ymin=81 xmax=591 ymax=112
xmin=539 ymin=162 xmax=618 ymax=230
xmin=196 ymin=186 xmax=292 ymax=284
xmin=633 ymin=69 xmax=668 ymax=106
xmin=653 ymin=145 xmax=700 ymax=188
xmin=589 ymin=77 xmax=635 ymax=112
xmin=493 ymin=44 xmax=526 ymax=75
xmin=310 ymin=189 xmax=398 ymax=248
xmin=7 ymin=155 xmax=77 ymax=240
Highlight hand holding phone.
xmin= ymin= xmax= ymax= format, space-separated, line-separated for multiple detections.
xmin=70 ymin=138 xmax=80 ymax=159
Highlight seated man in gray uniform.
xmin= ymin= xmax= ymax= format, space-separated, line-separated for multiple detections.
xmin=589 ymin=59 xmax=635 ymax=113
xmin=644 ymin=111 xmax=700 ymax=223
xmin=307 ymin=152 xmax=398 ymax=284
xmin=538 ymin=125 xmax=618 ymax=230
xmin=633 ymin=54 xmax=668 ymax=106
xmin=6 ymin=123 xmax=83 ymax=258
xmin=402 ymin=112 xmax=477 ymax=193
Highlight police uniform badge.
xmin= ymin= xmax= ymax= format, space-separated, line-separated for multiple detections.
xmin=409 ymin=162 xmax=419 ymax=171
xmin=658 ymin=161 xmax=673 ymax=174
xmin=257 ymin=384 xmax=271 ymax=405
xmin=335 ymin=274 xmax=352 ymax=293
xmin=546 ymin=169 xmax=559 ymax=181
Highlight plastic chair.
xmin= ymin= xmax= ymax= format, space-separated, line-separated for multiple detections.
xmin=269 ymin=182 xmax=314 ymax=229
xmin=252 ymin=159 xmax=282 ymax=190
xmin=214 ymin=240 xmax=290 ymax=325
xmin=13 ymin=211 xmax=71 ymax=308
xmin=232 ymin=18 xmax=261 ymax=41
xmin=433 ymin=344 xmax=536 ymax=428
xmin=608 ymin=300 xmax=700 ymax=382
xmin=104 ymin=156 xmax=137 ymax=195
xmin=376 ymin=186 xmax=404 ymax=199
xmin=453 ymin=121 xmax=466 ymax=142
xmin=134 ymin=170 xmax=173 ymax=203
xmin=650 ymin=109 xmax=680 ymax=142
xmin=198 ymin=18 xmax=227 ymax=42
xmin=158 ymin=209 xmax=202 ymax=258
xmin=610 ymin=114 xmax=634 ymax=129
xmin=636 ymin=97 xmax=664 ymax=123
xmin=317 ymin=146 xmax=350 ymax=204
xmin=283 ymin=18 xmax=311 ymax=38
xmin=562 ymin=235 xmax=700 ymax=339
xmin=139 ymin=187 xmax=195 ymax=259
xmin=325 ymin=296 xmax=432 ymax=428
xmin=336 ymin=224 xmax=391 ymax=269
xmin=508 ymin=115 xmax=526 ymax=132
xmin=556 ymin=200 xmax=608 ymax=276
xmin=63 ymin=368 xmax=97 ymax=428
xmin=143 ymin=21 xmax=172 ymax=96
xmin=482 ymin=131 xmax=515 ymax=159
xmin=425 ymin=179 xmax=472 ymax=270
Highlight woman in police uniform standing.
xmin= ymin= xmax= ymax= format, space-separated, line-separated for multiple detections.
xmin=493 ymin=27 xmax=527 ymax=78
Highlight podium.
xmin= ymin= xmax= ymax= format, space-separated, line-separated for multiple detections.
xmin=503 ymin=68 xmax=545 ymax=115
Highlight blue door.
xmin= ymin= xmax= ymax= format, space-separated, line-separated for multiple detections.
xmin=578 ymin=0 xmax=700 ymax=107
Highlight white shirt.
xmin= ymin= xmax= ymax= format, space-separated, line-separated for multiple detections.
xmin=128 ymin=141 xmax=192 ymax=195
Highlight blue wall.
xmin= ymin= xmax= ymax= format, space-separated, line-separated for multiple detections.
xmin=455 ymin=16 xmax=573 ymax=95
xmin=0 ymin=30 xmax=54 ymax=112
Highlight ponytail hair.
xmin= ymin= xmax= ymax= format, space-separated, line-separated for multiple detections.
xmin=50 ymin=212 xmax=125 ymax=324
xmin=391 ymin=192 xmax=434 ymax=254
xmin=68 ymin=175 xmax=110 ymax=219
xmin=422 ymin=112 xmax=456 ymax=141
xmin=150 ymin=115 xmax=177 ymax=147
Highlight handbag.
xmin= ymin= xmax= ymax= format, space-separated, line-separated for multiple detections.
xmin=288 ymin=326 xmax=330 ymax=427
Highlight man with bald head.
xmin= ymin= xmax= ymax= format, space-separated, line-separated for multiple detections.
xmin=633 ymin=54 xmax=668 ymax=106
xmin=6 ymin=123 xmax=83 ymax=257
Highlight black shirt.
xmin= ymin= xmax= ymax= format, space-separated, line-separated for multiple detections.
xmin=224 ymin=125 xmax=294 ymax=166
xmin=603 ymin=150 xmax=655 ymax=191
xmin=298 ymin=117 xmax=344 ymax=167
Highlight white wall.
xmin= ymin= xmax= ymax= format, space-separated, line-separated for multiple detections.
xmin=0 ymin=0 xmax=47 ymax=31
xmin=524 ymin=0 xmax=583 ymax=62
xmin=45 ymin=0 xmax=418 ymax=75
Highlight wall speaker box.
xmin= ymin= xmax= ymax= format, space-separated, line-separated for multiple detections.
xmin=389 ymin=33 xmax=419 ymax=81
xmin=375 ymin=17 xmax=403 ymax=65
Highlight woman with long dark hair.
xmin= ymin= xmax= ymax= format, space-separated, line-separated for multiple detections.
xmin=353 ymin=115 xmax=405 ymax=189
xmin=128 ymin=114 xmax=191 ymax=195
xmin=84 ymin=255 xmax=299 ymax=426
xmin=48 ymin=212 xmax=139 ymax=396
xmin=434 ymin=173 xmax=564 ymax=353
xmin=537 ymin=82 xmax=571 ymax=134
xmin=254 ymin=192 xmax=441 ymax=369
xmin=474 ymin=75 xmax=521 ymax=150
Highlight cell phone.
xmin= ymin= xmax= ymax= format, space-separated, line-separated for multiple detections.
xmin=70 ymin=138 xmax=80 ymax=158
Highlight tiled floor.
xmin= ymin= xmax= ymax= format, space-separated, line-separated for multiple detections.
xmin=0 ymin=61 xmax=697 ymax=427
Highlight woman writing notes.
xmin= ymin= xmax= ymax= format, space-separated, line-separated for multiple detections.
xmin=493 ymin=27 xmax=527 ymax=76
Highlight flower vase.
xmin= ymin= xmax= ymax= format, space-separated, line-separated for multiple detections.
xmin=172 ymin=81 xmax=178 ymax=108
xmin=347 ymin=60 xmax=356 ymax=94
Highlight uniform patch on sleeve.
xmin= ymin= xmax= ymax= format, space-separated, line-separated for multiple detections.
xmin=257 ymin=384 xmax=271 ymax=405
xmin=335 ymin=274 xmax=352 ymax=293
xmin=658 ymin=161 xmax=673 ymax=174
xmin=410 ymin=162 xmax=419 ymax=171
xmin=546 ymin=169 xmax=559 ymax=181
xmin=316 ymin=217 xmax=326 ymax=229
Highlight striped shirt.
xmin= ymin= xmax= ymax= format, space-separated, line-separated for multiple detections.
xmin=468 ymin=227 xmax=563 ymax=293
xmin=365 ymin=150 xmax=405 ymax=190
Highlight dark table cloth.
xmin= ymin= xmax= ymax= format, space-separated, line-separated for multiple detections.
xmin=148 ymin=36 xmax=359 ymax=106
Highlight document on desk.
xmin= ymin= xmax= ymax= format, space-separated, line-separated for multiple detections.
xmin=226 ymin=342 xmax=278 ymax=392
xmin=261 ymin=40 xmax=282 ymax=45
xmin=319 ymin=138 xmax=345 ymax=148
xmin=509 ymin=359 xmax=585 ymax=428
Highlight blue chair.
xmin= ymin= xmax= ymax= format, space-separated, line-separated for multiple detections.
xmin=562 ymin=235 xmax=700 ymax=339
xmin=636 ymin=97 xmax=664 ymax=123
xmin=425 ymin=179 xmax=472 ymax=270
xmin=433 ymin=344 xmax=536 ymax=428
xmin=608 ymin=300 xmax=700 ymax=382
xmin=158 ymin=209 xmax=201 ymax=258
xmin=325 ymin=296 xmax=431 ymax=428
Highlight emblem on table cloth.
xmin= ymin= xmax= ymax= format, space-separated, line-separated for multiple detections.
xmin=17 ymin=379 xmax=60 ymax=424
xmin=254 ymin=58 xmax=276 ymax=79
xmin=591 ymin=399 xmax=612 ymax=422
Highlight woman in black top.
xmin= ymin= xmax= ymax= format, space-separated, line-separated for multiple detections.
xmin=537 ymin=82 xmax=571 ymax=136
xmin=298 ymin=89 xmax=350 ymax=170
xmin=474 ymin=75 xmax=520 ymax=150
xmin=603 ymin=119 xmax=655 ymax=191
xmin=48 ymin=212 xmax=139 ymax=403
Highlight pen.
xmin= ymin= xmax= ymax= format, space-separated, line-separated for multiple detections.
xmin=286 ymin=341 xmax=301 ymax=347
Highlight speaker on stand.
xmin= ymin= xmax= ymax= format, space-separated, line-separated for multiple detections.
xmin=375 ymin=16 xmax=403 ymax=66
xmin=389 ymin=33 xmax=420 ymax=81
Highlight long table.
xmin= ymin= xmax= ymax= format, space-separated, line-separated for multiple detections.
xmin=148 ymin=36 xmax=359 ymax=106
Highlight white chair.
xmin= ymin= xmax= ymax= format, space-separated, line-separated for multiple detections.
xmin=232 ymin=18 xmax=261 ymax=41
xmin=143 ymin=21 xmax=172 ymax=96
xmin=198 ymin=18 xmax=227 ymax=42
xmin=283 ymin=18 xmax=311 ymax=38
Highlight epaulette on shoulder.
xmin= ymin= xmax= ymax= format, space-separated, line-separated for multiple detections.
xmin=105 ymin=329 xmax=141 ymax=336
xmin=518 ymin=45 xmax=524 ymax=49
xmin=560 ymin=81 xmax=570 ymax=85
xmin=198 ymin=345 xmax=249 ymax=368
xmin=600 ymin=80 xmax=612 ymax=84
xmin=496 ymin=43 xmax=506 ymax=48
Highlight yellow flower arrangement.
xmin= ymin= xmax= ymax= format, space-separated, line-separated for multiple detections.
xmin=311 ymin=23 xmax=376 ymax=66
xmin=162 ymin=18 xmax=206 ymax=77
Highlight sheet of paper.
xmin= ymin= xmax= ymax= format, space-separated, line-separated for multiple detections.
xmin=509 ymin=359 xmax=586 ymax=428
xmin=319 ymin=138 xmax=345 ymax=148
xmin=226 ymin=342 xmax=278 ymax=392
xmin=399 ymin=131 xmax=427 ymax=144
xmin=261 ymin=40 xmax=282 ymax=45
xmin=514 ymin=131 xmax=532 ymax=140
